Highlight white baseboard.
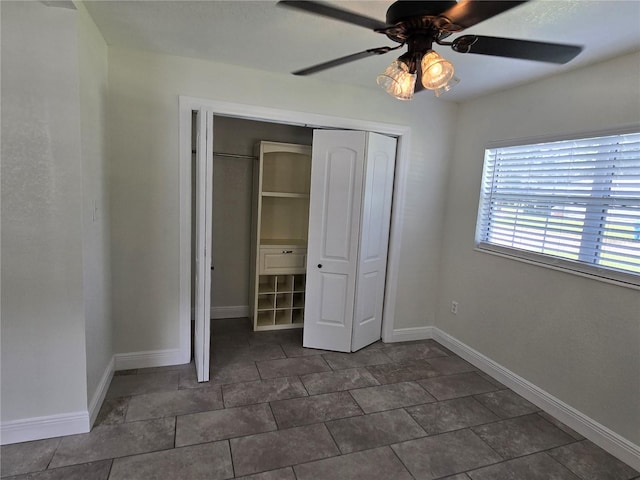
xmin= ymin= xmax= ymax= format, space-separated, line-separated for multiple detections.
xmin=114 ymin=348 xmax=185 ymax=371
xmin=1 ymin=412 xmax=89 ymax=445
xmin=384 ymin=325 xmax=435 ymax=343
xmin=210 ymin=305 xmax=249 ymax=319
xmin=432 ymin=328 xmax=640 ymax=472
xmin=88 ymin=356 xmax=115 ymax=427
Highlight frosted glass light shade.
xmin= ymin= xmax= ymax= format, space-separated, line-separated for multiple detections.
xmin=433 ymin=75 xmax=460 ymax=97
xmin=376 ymin=60 xmax=416 ymax=101
xmin=421 ymin=50 xmax=455 ymax=90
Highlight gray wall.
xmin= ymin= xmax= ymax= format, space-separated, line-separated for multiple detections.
xmin=436 ymin=51 xmax=640 ymax=445
xmin=211 ymin=117 xmax=312 ymax=312
xmin=1 ymin=1 xmax=88 ymax=422
xmin=1 ymin=1 xmax=114 ymax=434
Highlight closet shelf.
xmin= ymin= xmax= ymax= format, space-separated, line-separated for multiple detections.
xmin=262 ymin=191 xmax=310 ymax=199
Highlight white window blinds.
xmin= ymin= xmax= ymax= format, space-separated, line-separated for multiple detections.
xmin=476 ymin=130 xmax=640 ymax=286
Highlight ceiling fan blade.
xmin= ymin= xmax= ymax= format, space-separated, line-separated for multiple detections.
xmin=278 ymin=1 xmax=388 ymax=31
xmin=437 ymin=0 xmax=528 ymax=31
xmin=451 ymin=35 xmax=583 ymax=64
xmin=293 ymin=46 xmax=395 ymax=76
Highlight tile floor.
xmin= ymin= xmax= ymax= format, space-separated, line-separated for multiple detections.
xmin=2 ymin=318 xmax=638 ymax=479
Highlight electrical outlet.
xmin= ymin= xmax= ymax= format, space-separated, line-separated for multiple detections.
xmin=451 ymin=301 xmax=458 ymax=315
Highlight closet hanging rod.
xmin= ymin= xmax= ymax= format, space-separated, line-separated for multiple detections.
xmin=214 ymin=152 xmax=257 ymax=159
xmin=191 ymin=150 xmax=257 ymax=160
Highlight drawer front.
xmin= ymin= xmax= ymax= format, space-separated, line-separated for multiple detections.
xmin=259 ymin=248 xmax=307 ymax=274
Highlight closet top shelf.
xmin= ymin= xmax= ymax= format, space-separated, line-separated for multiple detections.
xmin=259 ymin=141 xmax=312 ymax=155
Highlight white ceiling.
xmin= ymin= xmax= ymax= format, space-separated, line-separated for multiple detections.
xmin=84 ymin=0 xmax=640 ymax=102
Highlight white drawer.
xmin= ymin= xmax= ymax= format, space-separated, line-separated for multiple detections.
xmin=259 ymin=247 xmax=307 ymax=274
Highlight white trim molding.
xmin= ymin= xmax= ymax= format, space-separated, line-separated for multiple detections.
xmin=88 ymin=356 xmax=115 ymax=427
xmin=384 ymin=326 xmax=435 ymax=344
xmin=1 ymin=412 xmax=90 ymax=445
xmin=432 ymin=328 xmax=640 ymax=472
xmin=211 ymin=305 xmax=249 ymax=319
xmin=383 ymin=325 xmax=639 ymax=470
xmin=114 ymin=349 xmax=186 ymax=371
xmin=179 ymin=96 xmax=411 ymax=368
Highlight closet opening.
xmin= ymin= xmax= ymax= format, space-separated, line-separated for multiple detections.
xmin=210 ymin=116 xmax=312 ymax=329
xmin=180 ymin=97 xmax=410 ymax=382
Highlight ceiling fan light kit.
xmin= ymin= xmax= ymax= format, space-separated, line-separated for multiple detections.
xmin=376 ymin=59 xmax=416 ymax=100
xmin=433 ymin=74 xmax=460 ymax=97
xmin=377 ymin=49 xmax=458 ymax=100
xmin=279 ymin=0 xmax=583 ymax=101
xmin=420 ymin=50 xmax=455 ymax=89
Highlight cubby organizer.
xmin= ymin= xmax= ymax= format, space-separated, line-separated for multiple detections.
xmin=255 ymin=274 xmax=306 ymax=329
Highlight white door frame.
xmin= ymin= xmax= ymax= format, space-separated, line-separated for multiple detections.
xmin=178 ymin=96 xmax=411 ymax=364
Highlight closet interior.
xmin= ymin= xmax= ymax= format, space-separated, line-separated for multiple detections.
xmin=210 ymin=116 xmax=312 ymax=332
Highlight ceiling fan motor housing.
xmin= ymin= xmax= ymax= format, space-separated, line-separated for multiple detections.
xmin=383 ymin=0 xmax=457 ymax=43
xmin=385 ymin=0 xmax=457 ymax=24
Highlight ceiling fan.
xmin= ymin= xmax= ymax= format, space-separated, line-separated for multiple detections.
xmin=278 ymin=0 xmax=583 ymax=100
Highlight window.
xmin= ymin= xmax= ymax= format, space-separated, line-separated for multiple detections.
xmin=476 ymin=129 xmax=640 ymax=287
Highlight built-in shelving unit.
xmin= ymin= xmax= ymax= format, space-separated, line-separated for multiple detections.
xmin=250 ymin=142 xmax=312 ymax=331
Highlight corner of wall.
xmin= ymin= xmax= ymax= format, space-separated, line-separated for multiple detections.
xmin=381 ymin=325 xmax=640 ymax=471
xmin=88 ymin=356 xmax=115 ymax=427
xmin=77 ymin=0 xmax=115 ymax=413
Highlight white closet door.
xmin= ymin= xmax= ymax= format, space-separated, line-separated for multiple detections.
xmin=351 ymin=133 xmax=397 ymax=351
xmin=303 ymin=131 xmax=366 ymax=352
xmin=194 ymin=109 xmax=213 ymax=382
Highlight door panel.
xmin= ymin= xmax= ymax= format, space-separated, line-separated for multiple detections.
xmin=351 ymin=133 xmax=396 ymax=351
xmin=363 ymin=151 xmax=390 ymax=259
xmin=304 ymin=130 xmax=396 ymax=353
xmin=322 ymin=152 xmax=357 ymax=260
xmin=318 ymin=273 xmax=349 ymax=325
xmin=304 ymin=131 xmax=366 ymax=352
xmin=194 ymin=109 xmax=213 ymax=381
xmin=356 ymin=271 xmax=378 ymax=326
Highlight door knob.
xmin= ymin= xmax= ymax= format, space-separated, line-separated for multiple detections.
xmin=318 ymin=264 xmax=323 ymax=268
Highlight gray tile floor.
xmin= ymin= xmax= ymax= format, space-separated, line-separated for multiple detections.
xmin=2 ymin=318 xmax=638 ymax=479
